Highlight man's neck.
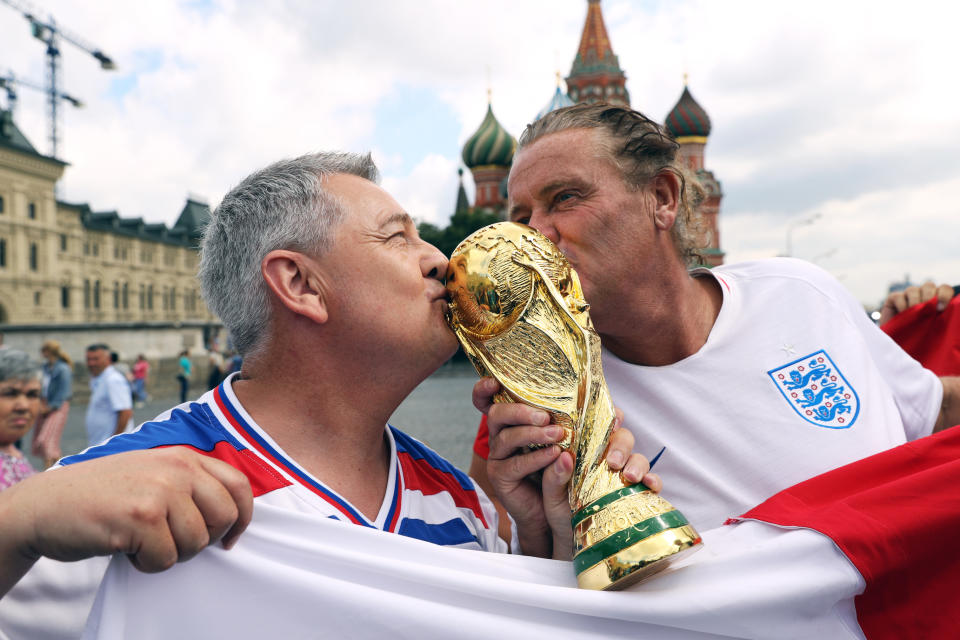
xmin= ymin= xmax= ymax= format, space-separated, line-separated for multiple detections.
xmin=230 ymin=355 xmax=399 ymax=520
xmin=600 ymin=271 xmax=723 ymax=367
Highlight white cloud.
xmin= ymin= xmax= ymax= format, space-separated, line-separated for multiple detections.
xmin=4 ymin=0 xmax=958 ymax=306
xmin=379 ymin=153 xmax=460 ymax=227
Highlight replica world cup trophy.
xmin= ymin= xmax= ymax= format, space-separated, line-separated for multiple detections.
xmin=445 ymin=222 xmax=702 ymax=590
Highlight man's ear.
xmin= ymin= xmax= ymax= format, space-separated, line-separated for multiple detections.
xmin=651 ymin=171 xmax=681 ymax=230
xmin=261 ymin=250 xmax=329 ymax=324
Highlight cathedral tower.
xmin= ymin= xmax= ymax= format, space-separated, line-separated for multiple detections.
xmin=566 ymin=0 xmax=630 ymax=106
xmin=461 ymin=97 xmax=516 ymax=211
xmin=665 ymin=80 xmax=724 ymax=266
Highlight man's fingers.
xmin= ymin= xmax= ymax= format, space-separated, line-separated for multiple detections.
xmin=913 ymin=281 xmax=936 ymax=308
xmin=196 ymin=456 xmax=253 ymax=550
xmin=879 ymin=291 xmax=906 ymax=325
xmin=471 ymin=378 xmax=501 ymax=413
xmin=542 ymin=452 xmax=575 ymax=560
xmin=604 ymin=425 xmax=638 ymax=471
xmin=542 ymin=451 xmax=573 ymax=506
xmin=488 ymin=423 xmax=561 ymax=460
xmin=619 ymin=452 xmax=651 ymax=485
xmin=904 ymin=285 xmax=923 ymax=308
xmin=165 ymin=497 xmax=211 ymax=563
xmin=936 ymin=283 xmax=955 ymax=311
xmin=489 ymin=445 xmax=562 ymax=485
xmin=486 ymin=402 xmax=550 ymax=441
xmin=640 ymin=471 xmax=662 ymax=493
xmin=125 ymin=502 xmax=180 ymax=573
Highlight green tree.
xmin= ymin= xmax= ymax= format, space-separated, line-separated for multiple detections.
xmin=419 ymin=208 xmax=503 ymax=258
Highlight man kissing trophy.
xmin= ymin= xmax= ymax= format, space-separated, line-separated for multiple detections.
xmin=446 ymin=221 xmax=701 ymax=590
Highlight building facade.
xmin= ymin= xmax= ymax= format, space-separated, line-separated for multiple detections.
xmin=0 ymin=109 xmax=218 ymax=341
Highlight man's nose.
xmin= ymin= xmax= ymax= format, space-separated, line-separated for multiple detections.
xmin=423 ymin=241 xmax=449 ymax=280
xmin=527 ymin=210 xmax=559 ymax=245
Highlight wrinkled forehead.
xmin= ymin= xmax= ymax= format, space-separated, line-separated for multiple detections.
xmin=325 ymin=173 xmax=410 ymax=234
xmin=512 ymin=127 xmax=610 ymax=174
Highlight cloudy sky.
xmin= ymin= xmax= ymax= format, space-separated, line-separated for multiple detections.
xmin=3 ymin=0 xmax=958 ymax=306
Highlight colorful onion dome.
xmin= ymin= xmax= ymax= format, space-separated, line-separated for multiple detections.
xmin=535 ymin=85 xmax=575 ymax=121
xmin=462 ymin=103 xmax=516 ymax=169
xmin=665 ymin=85 xmax=711 ymax=141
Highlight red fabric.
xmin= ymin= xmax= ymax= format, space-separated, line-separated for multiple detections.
xmin=473 ymin=414 xmax=490 ymax=460
xmin=733 ymin=427 xmax=960 ymax=640
xmin=881 ymin=295 xmax=960 ymax=376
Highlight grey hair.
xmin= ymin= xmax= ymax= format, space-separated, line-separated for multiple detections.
xmin=518 ymin=104 xmax=705 ymax=265
xmin=199 ymin=151 xmax=380 ymax=357
xmin=0 ymin=349 xmax=42 ymax=384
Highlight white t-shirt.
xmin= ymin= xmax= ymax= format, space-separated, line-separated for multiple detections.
xmin=84 ymin=366 xmax=133 ymax=447
xmin=603 ymin=258 xmax=942 ymax=529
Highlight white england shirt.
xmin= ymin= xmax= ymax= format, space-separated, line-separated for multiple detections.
xmin=603 ymin=258 xmax=942 ymax=529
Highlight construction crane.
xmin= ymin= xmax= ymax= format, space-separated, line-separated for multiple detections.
xmin=1 ymin=71 xmax=83 ymax=115
xmin=1 ymin=0 xmax=115 ymax=158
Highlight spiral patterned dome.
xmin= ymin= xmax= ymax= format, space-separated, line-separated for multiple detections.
xmin=665 ymin=86 xmax=711 ymax=140
xmin=462 ymin=104 xmax=517 ymax=168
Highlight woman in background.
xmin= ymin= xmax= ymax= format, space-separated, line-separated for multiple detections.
xmin=132 ymin=354 xmax=150 ymax=407
xmin=1 ymin=349 xmax=42 ymax=490
xmin=32 ymin=340 xmax=72 ymax=468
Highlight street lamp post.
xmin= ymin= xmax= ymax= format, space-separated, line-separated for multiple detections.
xmin=785 ymin=212 xmax=822 ymax=257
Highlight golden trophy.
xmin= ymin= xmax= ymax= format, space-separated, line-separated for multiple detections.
xmin=445 ymin=221 xmax=701 ymax=590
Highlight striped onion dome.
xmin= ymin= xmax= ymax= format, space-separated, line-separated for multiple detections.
xmin=462 ymin=104 xmax=516 ymax=168
xmin=665 ymin=86 xmax=711 ymax=140
xmin=535 ymin=85 xmax=575 ymax=121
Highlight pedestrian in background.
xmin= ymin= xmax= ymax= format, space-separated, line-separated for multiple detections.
xmin=32 ymin=340 xmax=72 ymax=468
xmin=0 ymin=349 xmax=41 ymax=490
xmin=207 ymin=345 xmax=225 ymax=391
xmin=177 ymin=350 xmax=191 ymax=404
xmin=84 ymin=344 xmax=134 ymax=447
xmin=110 ymin=352 xmax=134 ymax=401
xmin=132 ymin=354 xmax=150 ymax=408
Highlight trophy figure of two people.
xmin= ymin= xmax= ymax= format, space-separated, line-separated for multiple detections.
xmin=445 ymin=222 xmax=701 ymax=591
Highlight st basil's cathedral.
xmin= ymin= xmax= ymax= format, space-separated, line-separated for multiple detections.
xmin=458 ymin=0 xmax=724 ymax=266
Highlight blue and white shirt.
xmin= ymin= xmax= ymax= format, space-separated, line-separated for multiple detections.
xmin=61 ymin=374 xmax=508 ymax=553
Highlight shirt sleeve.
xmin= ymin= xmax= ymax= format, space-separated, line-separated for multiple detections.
xmin=473 ymin=415 xmax=490 ymax=460
xmin=107 ymin=374 xmax=133 ymax=411
xmin=808 ymin=264 xmax=943 ymax=440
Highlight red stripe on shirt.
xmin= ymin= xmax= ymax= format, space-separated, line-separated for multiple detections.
xmin=156 ymin=442 xmax=291 ymax=498
xmin=398 ymin=451 xmax=488 ymax=526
